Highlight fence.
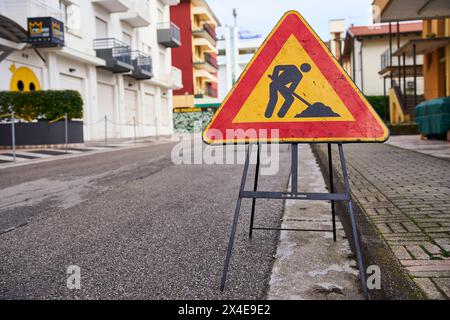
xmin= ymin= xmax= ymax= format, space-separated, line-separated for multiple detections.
xmin=0 ymin=111 xmax=170 ymax=163
xmin=0 ymin=112 xmax=72 ymax=162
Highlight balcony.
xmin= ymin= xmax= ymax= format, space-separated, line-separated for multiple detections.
xmin=192 ymin=23 xmax=216 ymax=46
xmin=194 ymin=52 xmax=217 ymax=73
xmin=0 ymin=0 xmax=64 ymax=30
xmin=159 ymin=66 xmax=182 ymax=89
xmin=91 ymin=0 xmax=129 ymax=13
xmin=130 ymin=51 xmax=152 ymax=80
xmin=195 ymin=85 xmax=217 ymax=99
xmin=193 ymin=37 xmax=217 ymax=53
xmin=157 ymin=22 xmax=181 ymax=48
xmin=160 ymin=0 xmax=180 ymax=5
xmin=194 ymin=69 xmax=217 ymax=84
xmin=118 ymin=0 xmax=150 ymax=28
xmin=94 ymin=38 xmax=133 ymax=73
xmin=192 ymin=5 xmax=218 ymax=27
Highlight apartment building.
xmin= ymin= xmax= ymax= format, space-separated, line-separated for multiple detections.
xmin=373 ymin=0 xmax=450 ymax=124
xmin=217 ymin=28 xmax=263 ymax=100
xmin=0 ymin=0 xmax=182 ymax=141
xmin=170 ymin=0 xmax=220 ymax=111
xmin=340 ymin=21 xmax=423 ymax=96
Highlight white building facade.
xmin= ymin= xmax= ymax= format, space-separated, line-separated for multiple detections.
xmin=217 ymin=28 xmax=263 ymax=100
xmin=0 ymin=0 xmax=182 ymax=141
xmin=340 ymin=22 xmax=423 ymax=96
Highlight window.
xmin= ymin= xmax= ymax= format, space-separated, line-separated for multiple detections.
xmin=95 ymin=17 xmax=108 ymax=39
xmin=66 ymin=3 xmax=81 ymax=32
xmin=123 ymin=32 xmax=132 ymax=47
xmin=59 ymin=1 xmax=67 ymax=25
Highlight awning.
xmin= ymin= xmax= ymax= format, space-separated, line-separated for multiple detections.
xmin=392 ymin=37 xmax=450 ymax=56
xmin=373 ymin=0 xmax=450 ymax=22
xmin=0 ymin=15 xmax=27 ymax=49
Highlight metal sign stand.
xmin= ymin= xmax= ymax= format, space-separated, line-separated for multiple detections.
xmin=220 ymin=143 xmax=368 ymax=299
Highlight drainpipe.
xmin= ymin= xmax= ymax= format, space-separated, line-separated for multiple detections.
xmin=352 ymin=37 xmax=356 ymax=82
xmin=360 ymin=38 xmax=364 ymax=93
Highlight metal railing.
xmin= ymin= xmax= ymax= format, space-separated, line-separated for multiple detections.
xmin=131 ymin=51 xmax=152 ymax=73
xmin=203 ymin=23 xmax=216 ymax=39
xmin=171 ymin=66 xmax=182 ymax=88
xmin=204 ymin=52 xmax=218 ymax=69
xmin=157 ymin=22 xmax=181 ymax=43
xmin=206 ymin=85 xmax=217 ymax=98
xmin=93 ymin=38 xmax=132 ymax=65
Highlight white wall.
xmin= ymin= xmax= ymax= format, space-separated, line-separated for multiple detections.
xmin=0 ymin=0 xmax=180 ymax=141
xmin=349 ymin=33 xmax=423 ymax=96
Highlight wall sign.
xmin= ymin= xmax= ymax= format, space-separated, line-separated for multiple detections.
xmin=27 ymin=17 xmax=65 ymax=47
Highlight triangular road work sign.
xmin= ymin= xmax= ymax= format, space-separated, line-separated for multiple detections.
xmin=203 ymin=11 xmax=389 ymax=144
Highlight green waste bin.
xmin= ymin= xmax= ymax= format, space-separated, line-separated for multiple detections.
xmin=415 ymin=97 xmax=450 ymax=137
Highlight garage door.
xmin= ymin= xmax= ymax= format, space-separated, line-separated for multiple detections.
xmin=60 ymin=74 xmax=83 ymax=97
xmin=124 ymin=89 xmax=138 ymax=124
xmin=97 ymin=82 xmax=117 ymax=138
xmin=142 ymin=92 xmax=156 ymax=126
xmin=161 ymin=96 xmax=169 ymax=127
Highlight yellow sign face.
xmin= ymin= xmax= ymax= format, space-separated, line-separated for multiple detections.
xmin=203 ymin=11 xmax=389 ymax=144
xmin=233 ymin=35 xmax=354 ymax=123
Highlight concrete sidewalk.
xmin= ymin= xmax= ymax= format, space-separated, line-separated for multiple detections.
xmin=268 ymin=145 xmax=362 ymax=300
xmin=387 ymin=135 xmax=450 ymax=160
xmin=313 ymin=143 xmax=450 ymax=299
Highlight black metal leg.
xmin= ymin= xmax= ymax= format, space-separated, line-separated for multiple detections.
xmin=338 ymin=144 xmax=368 ymax=299
xmin=220 ymin=145 xmax=251 ymax=291
xmin=249 ymin=143 xmax=260 ymax=238
xmin=328 ymin=144 xmax=337 ymax=242
xmin=291 ymin=143 xmax=298 ymax=193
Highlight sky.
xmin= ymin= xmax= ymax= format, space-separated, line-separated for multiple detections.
xmin=207 ymin=0 xmax=374 ymax=41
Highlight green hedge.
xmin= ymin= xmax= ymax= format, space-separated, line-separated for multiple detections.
xmin=366 ymin=95 xmax=389 ymax=122
xmin=173 ymin=110 xmax=214 ymax=133
xmin=0 ymin=90 xmax=83 ymax=121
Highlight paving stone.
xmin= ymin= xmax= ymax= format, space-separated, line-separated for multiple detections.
xmin=432 ymin=278 xmax=450 ymax=299
xmin=414 ymin=278 xmax=445 ymax=299
xmin=391 ymin=246 xmax=412 ymax=260
xmin=406 ymin=245 xmax=431 ymax=260
xmin=314 ymin=143 xmax=450 ymax=299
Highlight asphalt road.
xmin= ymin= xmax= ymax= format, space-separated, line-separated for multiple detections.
xmin=0 ymin=141 xmax=291 ymax=299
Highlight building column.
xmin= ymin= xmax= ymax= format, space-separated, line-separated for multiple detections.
xmin=46 ymin=52 xmax=59 ymax=89
xmin=86 ymin=65 xmax=98 ymax=141
xmin=155 ymin=86 xmax=162 ymax=138
xmin=137 ymin=82 xmax=145 ymax=137
xmin=116 ymin=74 xmax=125 ymax=138
xmin=167 ymin=89 xmax=174 ymax=135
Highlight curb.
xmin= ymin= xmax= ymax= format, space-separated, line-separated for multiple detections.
xmin=311 ymin=144 xmax=427 ymax=300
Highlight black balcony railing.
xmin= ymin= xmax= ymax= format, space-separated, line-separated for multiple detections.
xmin=204 ymin=52 xmax=217 ymax=69
xmin=131 ymin=51 xmax=153 ymax=80
xmin=94 ymin=38 xmax=133 ymax=73
xmin=206 ymin=85 xmax=217 ymax=98
xmin=203 ymin=23 xmax=216 ymax=40
xmin=157 ymin=22 xmax=181 ymax=48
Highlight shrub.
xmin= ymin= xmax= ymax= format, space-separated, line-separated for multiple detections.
xmin=365 ymin=95 xmax=389 ymax=122
xmin=173 ymin=110 xmax=214 ymax=133
xmin=0 ymin=90 xmax=83 ymax=121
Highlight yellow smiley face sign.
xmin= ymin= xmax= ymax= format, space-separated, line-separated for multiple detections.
xmin=9 ymin=63 xmax=41 ymax=92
